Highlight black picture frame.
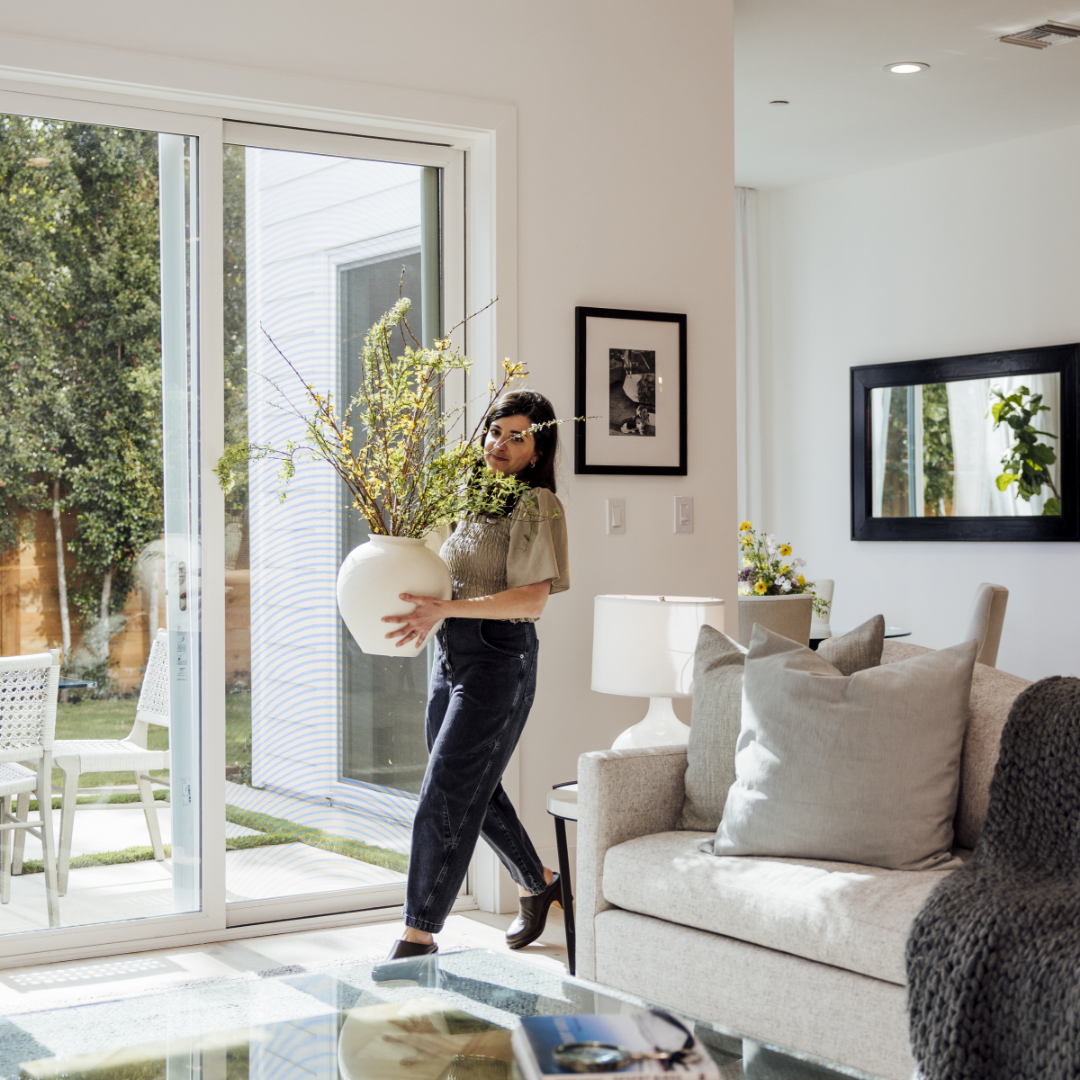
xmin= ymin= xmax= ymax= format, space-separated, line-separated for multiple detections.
xmin=574 ymin=306 xmax=687 ymax=475
xmin=851 ymin=343 xmax=1079 ymax=541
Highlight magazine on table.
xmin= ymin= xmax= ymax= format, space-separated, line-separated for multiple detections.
xmin=512 ymin=1011 xmax=721 ymax=1080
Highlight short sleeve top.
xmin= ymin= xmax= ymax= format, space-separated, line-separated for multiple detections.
xmin=439 ymin=487 xmax=569 ymax=621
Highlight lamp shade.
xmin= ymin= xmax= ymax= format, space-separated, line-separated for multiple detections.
xmin=591 ymin=595 xmax=725 ymax=698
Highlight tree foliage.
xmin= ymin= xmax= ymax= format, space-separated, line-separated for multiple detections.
xmin=58 ymin=125 xmax=163 ymax=624
xmin=0 ymin=116 xmax=163 ymax=662
xmin=0 ymin=118 xmax=78 ymax=548
xmin=222 ymin=143 xmax=248 ymax=518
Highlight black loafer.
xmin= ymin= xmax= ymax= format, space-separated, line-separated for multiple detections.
xmin=371 ymin=939 xmax=439 ymax=983
xmin=506 ymin=873 xmax=561 ymax=950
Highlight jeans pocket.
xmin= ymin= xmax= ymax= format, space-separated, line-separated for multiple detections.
xmin=478 ymin=619 xmax=529 ymax=659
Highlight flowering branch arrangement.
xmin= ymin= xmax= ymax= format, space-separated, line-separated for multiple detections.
xmin=214 ymin=297 xmax=571 ymax=538
xmin=737 ymin=521 xmax=829 ymax=618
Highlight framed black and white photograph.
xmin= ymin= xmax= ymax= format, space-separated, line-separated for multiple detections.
xmin=574 ymin=306 xmax=687 ymax=475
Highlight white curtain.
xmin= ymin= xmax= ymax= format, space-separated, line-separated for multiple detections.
xmin=949 ymin=373 xmax=1060 ymax=516
xmin=871 ymin=387 xmax=891 ymax=517
xmin=948 ymin=378 xmax=993 ymax=515
xmin=735 ymin=187 xmax=760 ymax=525
xmin=911 ymin=385 xmax=926 ymax=516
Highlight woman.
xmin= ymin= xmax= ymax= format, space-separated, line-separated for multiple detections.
xmin=379 ymin=389 xmax=570 ymax=967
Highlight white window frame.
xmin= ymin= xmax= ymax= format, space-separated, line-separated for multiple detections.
xmin=221 ymin=120 xmax=466 ymax=928
xmin=0 ymin=64 xmax=518 ymax=966
xmin=0 ymin=87 xmax=226 ymax=967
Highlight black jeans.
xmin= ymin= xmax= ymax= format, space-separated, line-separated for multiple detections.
xmin=403 ymin=617 xmax=547 ymax=934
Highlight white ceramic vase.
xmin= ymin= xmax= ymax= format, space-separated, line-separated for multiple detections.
xmin=336 ymin=535 xmax=452 ymax=659
xmin=738 ymin=593 xmax=814 ymax=648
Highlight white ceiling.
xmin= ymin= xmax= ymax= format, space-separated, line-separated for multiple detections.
xmin=736 ymin=0 xmax=1080 ymax=189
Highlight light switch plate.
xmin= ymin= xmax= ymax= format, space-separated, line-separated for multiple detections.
xmin=674 ymin=495 xmax=694 ymax=534
xmin=606 ymin=498 xmax=626 ymax=535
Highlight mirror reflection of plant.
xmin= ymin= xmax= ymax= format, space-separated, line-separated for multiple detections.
xmin=737 ymin=521 xmax=829 ymax=618
xmin=921 ymin=383 xmax=954 ymax=517
xmin=215 ymin=297 xmax=563 ymax=538
xmin=989 ymin=385 xmax=1060 ymax=516
xmin=881 ymin=386 xmax=954 ymax=518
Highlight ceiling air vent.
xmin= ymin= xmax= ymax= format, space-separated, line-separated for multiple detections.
xmin=1000 ymin=20 xmax=1080 ymax=49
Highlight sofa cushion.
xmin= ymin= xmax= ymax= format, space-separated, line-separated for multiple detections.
xmin=880 ymin=641 xmax=1032 ymax=850
xmin=678 ymin=626 xmax=746 ymax=832
xmin=678 ymin=620 xmax=885 ymax=833
xmin=713 ymin=628 xmax=978 ymax=870
xmin=816 ymin=615 xmax=885 ymax=675
xmin=602 ymin=830 xmax=970 ymax=986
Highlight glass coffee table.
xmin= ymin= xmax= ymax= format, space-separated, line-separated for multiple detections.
xmin=5 ymin=949 xmax=883 ymax=1080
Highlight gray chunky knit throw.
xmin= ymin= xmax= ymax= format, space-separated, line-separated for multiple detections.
xmin=906 ymin=676 xmax=1080 ymax=1079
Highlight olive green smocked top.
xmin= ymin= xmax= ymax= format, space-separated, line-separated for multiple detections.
xmin=438 ymin=487 xmax=569 ymax=621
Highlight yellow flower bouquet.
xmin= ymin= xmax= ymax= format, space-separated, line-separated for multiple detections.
xmin=737 ymin=521 xmax=829 ymax=618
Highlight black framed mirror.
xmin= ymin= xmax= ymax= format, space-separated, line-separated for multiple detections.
xmin=851 ymin=343 xmax=1079 ymax=541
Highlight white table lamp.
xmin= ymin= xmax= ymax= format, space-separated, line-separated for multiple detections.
xmin=592 ymin=595 xmax=725 ymax=749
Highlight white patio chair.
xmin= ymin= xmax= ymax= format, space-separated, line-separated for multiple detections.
xmin=0 ymin=649 xmax=61 ymax=928
xmin=53 ymin=628 xmax=170 ymax=896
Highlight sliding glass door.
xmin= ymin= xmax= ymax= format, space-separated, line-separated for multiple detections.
xmin=220 ymin=124 xmax=464 ymax=925
xmin=0 ymin=101 xmax=207 ymax=949
xmin=0 ymin=101 xmax=466 ymax=959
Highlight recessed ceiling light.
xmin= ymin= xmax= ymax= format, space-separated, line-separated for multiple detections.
xmin=769 ymin=100 xmax=789 ymax=106
xmin=886 ymin=62 xmax=930 ymax=74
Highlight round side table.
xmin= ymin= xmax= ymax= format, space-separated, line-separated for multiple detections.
xmin=546 ymin=781 xmax=578 ymax=974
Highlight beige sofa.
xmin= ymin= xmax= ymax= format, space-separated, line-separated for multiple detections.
xmin=576 ymin=644 xmax=1030 ymax=1080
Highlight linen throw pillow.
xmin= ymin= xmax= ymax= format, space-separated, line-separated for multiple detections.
xmin=678 ymin=625 xmax=747 ymax=831
xmin=816 ymin=615 xmax=885 ymax=676
xmin=712 ymin=626 xmax=978 ymax=870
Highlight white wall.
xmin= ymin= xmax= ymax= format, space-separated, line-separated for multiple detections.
xmin=246 ymin=151 xmax=423 ymax=797
xmin=757 ymin=122 xmax=1080 ymax=683
xmin=2 ymin=2 xmax=736 ymax=877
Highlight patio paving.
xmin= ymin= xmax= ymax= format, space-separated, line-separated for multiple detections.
xmin=3 ymin=787 xmax=411 ymax=932
xmin=224 ymin=781 xmax=414 ymax=855
xmin=225 ymin=843 xmax=403 ymax=902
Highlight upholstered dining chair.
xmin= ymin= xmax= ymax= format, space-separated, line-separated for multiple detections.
xmin=965 ymin=582 xmax=1009 ymax=668
xmin=0 ymin=648 xmax=61 ymax=928
xmin=53 ymin=629 xmax=170 ymax=896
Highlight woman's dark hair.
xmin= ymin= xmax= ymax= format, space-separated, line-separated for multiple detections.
xmin=484 ymin=389 xmax=559 ymax=493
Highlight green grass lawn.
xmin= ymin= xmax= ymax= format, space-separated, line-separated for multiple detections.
xmin=225 ymin=689 xmax=252 ymax=778
xmin=37 ymin=691 xmax=406 ymax=873
xmin=53 ymin=690 xmax=253 ymax=791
